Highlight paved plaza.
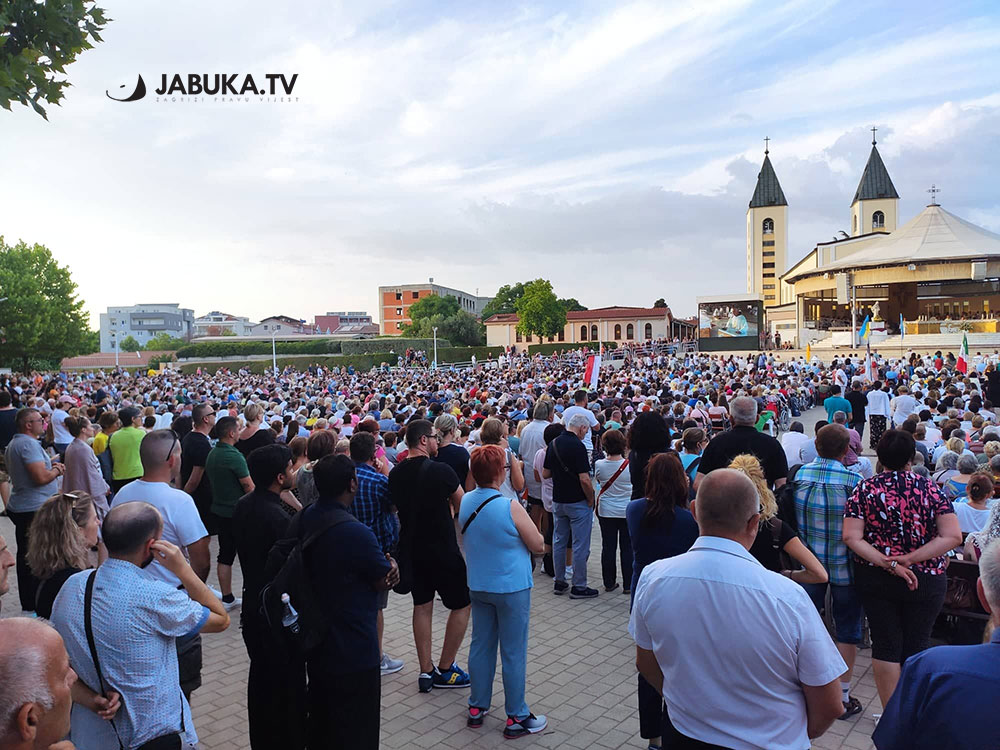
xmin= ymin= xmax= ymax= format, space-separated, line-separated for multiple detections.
xmin=0 ymin=406 xmax=884 ymax=749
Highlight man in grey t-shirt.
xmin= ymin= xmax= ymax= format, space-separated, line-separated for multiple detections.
xmin=4 ymin=407 xmax=64 ymax=613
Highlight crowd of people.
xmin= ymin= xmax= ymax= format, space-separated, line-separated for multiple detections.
xmin=0 ymin=344 xmax=998 ymax=749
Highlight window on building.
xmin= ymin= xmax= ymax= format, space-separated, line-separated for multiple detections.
xmin=644 ymin=323 xmax=652 ymax=340
xmin=853 ymin=215 xmax=857 ymax=233
xmin=763 ymin=251 xmax=775 ymax=257
xmin=396 ymin=322 xmax=402 ymax=330
xmin=763 ymin=284 xmax=775 ymax=290
xmin=763 ymin=272 xmax=775 ymax=278
xmin=395 ymin=292 xmax=402 ymax=301
xmin=580 ymin=325 xmax=588 ymax=341
xmin=764 ymin=294 xmax=775 ymax=300
xmin=872 ymin=210 xmax=885 ymax=229
xmin=558 ymin=330 xmax=564 ymax=342
xmin=762 ymin=262 xmax=775 ymax=269
xmin=614 ymin=324 xmax=622 ymax=339
xmin=626 ymin=323 xmax=634 ymax=340
xmin=516 ymin=330 xmax=522 ymax=343
xmin=762 ymin=240 xmax=775 ymax=247
xmin=590 ymin=325 xmax=598 ymax=341
xmin=395 ymin=308 xmax=402 ymax=316
xmin=762 ymin=218 xmax=774 ymax=234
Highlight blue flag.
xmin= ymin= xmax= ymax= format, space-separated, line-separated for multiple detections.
xmin=859 ymin=315 xmax=871 ymax=340
xmin=900 ymin=312 xmax=904 ymax=339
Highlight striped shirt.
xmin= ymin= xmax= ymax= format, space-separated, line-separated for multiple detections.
xmin=794 ymin=457 xmax=863 ymax=585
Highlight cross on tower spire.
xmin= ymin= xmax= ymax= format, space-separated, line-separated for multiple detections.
xmin=927 ymin=184 xmax=941 ymax=205
xmin=764 ymin=136 xmax=770 ymax=155
xmin=871 ymin=126 xmax=878 ymax=146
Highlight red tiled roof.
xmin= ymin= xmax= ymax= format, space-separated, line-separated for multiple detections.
xmin=486 ymin=306 xmax=671 ymax=324
xmin=60 ymin=351 xmax=170 ymax=369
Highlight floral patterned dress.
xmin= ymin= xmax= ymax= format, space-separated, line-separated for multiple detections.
xmin=844 ymin=470 xmax=955 ymax=575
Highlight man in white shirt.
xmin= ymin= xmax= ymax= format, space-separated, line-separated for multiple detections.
xmin=780 ymin=421 xmax=811 ymax=468
xmin=51 ymin=397 xmax=74 ymax=460
xmin=629 ymin=469 xmax=845 ymax=749
xmin=561 ymin=389 xmax=599 ymax=458
xmin=890 ymin=385 xmax=918 ymax=427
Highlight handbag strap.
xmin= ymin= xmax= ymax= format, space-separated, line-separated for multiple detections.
xmin=597 ymin=459 xmax=629 ymax=500
xmin=85 ymin=571 xmax=126 ymax=750
xmin=461 ymin=493 xmax=503 ymax=534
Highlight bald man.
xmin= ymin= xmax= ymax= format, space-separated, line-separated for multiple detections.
xmin=0 ymin=618 xmax=77 ymax=750
xmin=629 ymin=470 xmax=846 ymax=750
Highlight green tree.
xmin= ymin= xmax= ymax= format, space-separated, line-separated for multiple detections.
xmin=0 ymin=1 xmax=110 ymax=119
xmin=653 ymin=298 xmax=667 ymax=308
xmin=404 ymin=310 xmax=484 ymax=346
xmin=118 ymin=335 xmax=141 ymax=352
xmin=144 ymin=332 xmax=186 ymax=350
xmin=559 ymin=298 xmax=587 ymax=312
xmin=0 ymin=237 xmax=90 ymax=371
xmin=481 ymin=282 xmax=526 ymax=319
xmin=515 ymin=279 xmax=566 ymax=339
xmin=406 ymin=293 xmax=461 ymax=322
xmin=80 ymin=329 xmax=100 ymax=354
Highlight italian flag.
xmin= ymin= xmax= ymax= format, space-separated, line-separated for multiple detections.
xmin=957 ymin=333 xmax=969 ymax=374
xmin=584 ymin=354 xmax=601 ymax=389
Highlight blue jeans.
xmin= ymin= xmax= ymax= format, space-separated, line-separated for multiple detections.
xmin=553 ymin=501 xmax=593 ymax=588
xmin=468 ymin=588 xmax=531 ymax=720
xmin=802 ymin=582 xmax=864 ymax=644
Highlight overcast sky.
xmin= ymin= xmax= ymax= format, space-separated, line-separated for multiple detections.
xmin=4 ymin=0 xmax=1000 ymax=327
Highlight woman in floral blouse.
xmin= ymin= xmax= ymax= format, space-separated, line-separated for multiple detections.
xmin=844 ymin=429 xmax=962 ymax=713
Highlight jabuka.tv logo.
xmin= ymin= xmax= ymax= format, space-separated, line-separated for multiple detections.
xmin=106 ymin=73 xmax=299 ymax=104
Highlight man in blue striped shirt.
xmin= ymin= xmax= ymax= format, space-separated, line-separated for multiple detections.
xmin=794 ymin=424 xmax=865 ymax=720
xmin=349 ymin=431 xmax=402 ymax=675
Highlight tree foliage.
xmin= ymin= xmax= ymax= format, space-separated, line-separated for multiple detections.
xmin=559 ymin=298 xmax=587 ymax=312
xmin=515 ymin=279 xmax=566 ymax=339
xmin=482 ymin=282 xmax=526 ymax=319
xmin=0 ymin=237 xmax=90 ymax=371
xmin=80 ymin=329 xmax=99 ymax=354
xmin=118 ymin=335 xmax=141 ymax=352
xmin=0 ymin=1 xmax=111 ymax=119
xmin=402 ymin=293 xmax=484 ymax=346
xmin=144 ymin=332 xmax=186 ymax=351
xmin=653 ymin=298 xmax=667 ymax=309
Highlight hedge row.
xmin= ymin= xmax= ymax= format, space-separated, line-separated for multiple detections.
xmin=180 ymin=354 xmax=390 ymax=376
xmin=527 ymin=341 xmax=616 ymax=356
xmin=436 ymin=346 xmax=503 ymax=361
xmin=176 ymin=340 xmax=343 ymax=359
xmin=340 ymin=338 xmax=450 ymax=355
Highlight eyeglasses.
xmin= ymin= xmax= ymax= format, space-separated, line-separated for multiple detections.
xmin=163 ymin=430 xmax=179 ymax=463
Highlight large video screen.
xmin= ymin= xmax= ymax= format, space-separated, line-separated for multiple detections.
xmin=698 ymin=300 xmax=763 ymax=351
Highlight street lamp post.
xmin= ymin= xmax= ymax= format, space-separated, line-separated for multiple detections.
xmin=271 ymin=330 xmax=278 ymax=375
xmin=110 ymin=331 xmax=119 ymax=369
xmin=432 ymin=326 xmax=438 ymax=370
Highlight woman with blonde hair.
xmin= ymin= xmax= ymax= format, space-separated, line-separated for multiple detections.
xmin=727 ymin=454 xmax=828 ymax=583
xmin=466 ymin=418 xmax=525 ymax=506
xmin=27 ymin=492 xmax=100 ymax=618
xmin=237 ymin=401 xmax=274 ymax=457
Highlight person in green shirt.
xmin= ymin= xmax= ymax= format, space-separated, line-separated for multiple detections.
xmin=108 ymin=407 xmax=145 ymax=491
xmin=823 ymin=385 xmax=853 ymax=425
xmin=206 ymin=416 xmax=254 ymax=609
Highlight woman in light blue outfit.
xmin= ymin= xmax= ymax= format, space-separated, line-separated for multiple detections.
xmin=459 ymin=444 xmax=547 ymax=739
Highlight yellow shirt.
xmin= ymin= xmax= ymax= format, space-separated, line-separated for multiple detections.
xmin=92 ymin=431 xmax=110 ymax=456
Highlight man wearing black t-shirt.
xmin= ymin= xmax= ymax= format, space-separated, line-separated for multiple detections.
xmin=388 ymin=419 xmax=472 ymax=694
xmin=696 ymin=397 xmax=789 ymax=490
xmin=845 ymin=381 xmax=868 ymax=443
xmin=233 ymin=444 xmax=305 ymax=750
xmin=182 ymin=403 xmax=217 ymax=533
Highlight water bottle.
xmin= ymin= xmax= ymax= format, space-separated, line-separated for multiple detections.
xmin=280 ymin=593 xmax=300 ymax=635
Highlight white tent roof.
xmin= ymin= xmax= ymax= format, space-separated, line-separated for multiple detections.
xmin=787 ymin=204 xmax=1000 ymax=280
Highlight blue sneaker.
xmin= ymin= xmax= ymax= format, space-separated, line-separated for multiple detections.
xmin=503 ymin=713 xmax=547 ymax=738
xmin=433 ymin=662 xmax=470 ymax=689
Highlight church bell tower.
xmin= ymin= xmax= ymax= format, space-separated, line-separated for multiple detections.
xmin=851 ymin=127 xmax=899 ymax=236
xmin=747 ymin=139 xmax=788 ymax=307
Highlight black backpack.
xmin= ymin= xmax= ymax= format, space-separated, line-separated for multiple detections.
xmin=775 ymin=463 xmax=803 ymax=534
xmin=260 ymin=509 xmax=353 ymax=660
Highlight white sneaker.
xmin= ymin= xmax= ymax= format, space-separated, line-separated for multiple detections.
xmin=380 ymin=653 xmax=404 ymax=675
xmin=222 ymin=596 xmax=242 ymax=612
xmin=564 ymin=565 xmax=574 ymax=582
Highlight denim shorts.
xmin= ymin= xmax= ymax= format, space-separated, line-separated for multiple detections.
xmin=801 ymin=582 xmax=864 ymax=644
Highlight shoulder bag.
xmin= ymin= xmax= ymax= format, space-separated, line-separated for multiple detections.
xmin=460 ymin=493 xmax=503 ymax=534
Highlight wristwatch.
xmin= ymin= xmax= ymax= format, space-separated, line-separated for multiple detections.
xmin=889 ymin=560 xmax=898 ymax=569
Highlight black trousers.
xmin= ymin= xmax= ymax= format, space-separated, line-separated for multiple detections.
xmin=638 ymin=673 xmax=667 ymax=740
xmin=598 ymin=516 xmax=633 ymax=589
xmin=307 ymin=665 xmax=380 ymax=750
xmin=176 ymin=633 xmax=202 ymax=700
xmin=242 ymin=618 xmax=307 ymax=750
xmin=8 ymin=510 xmax=39 ymax=612
xmin=850 ymin=420 xmax=866 ymax=442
